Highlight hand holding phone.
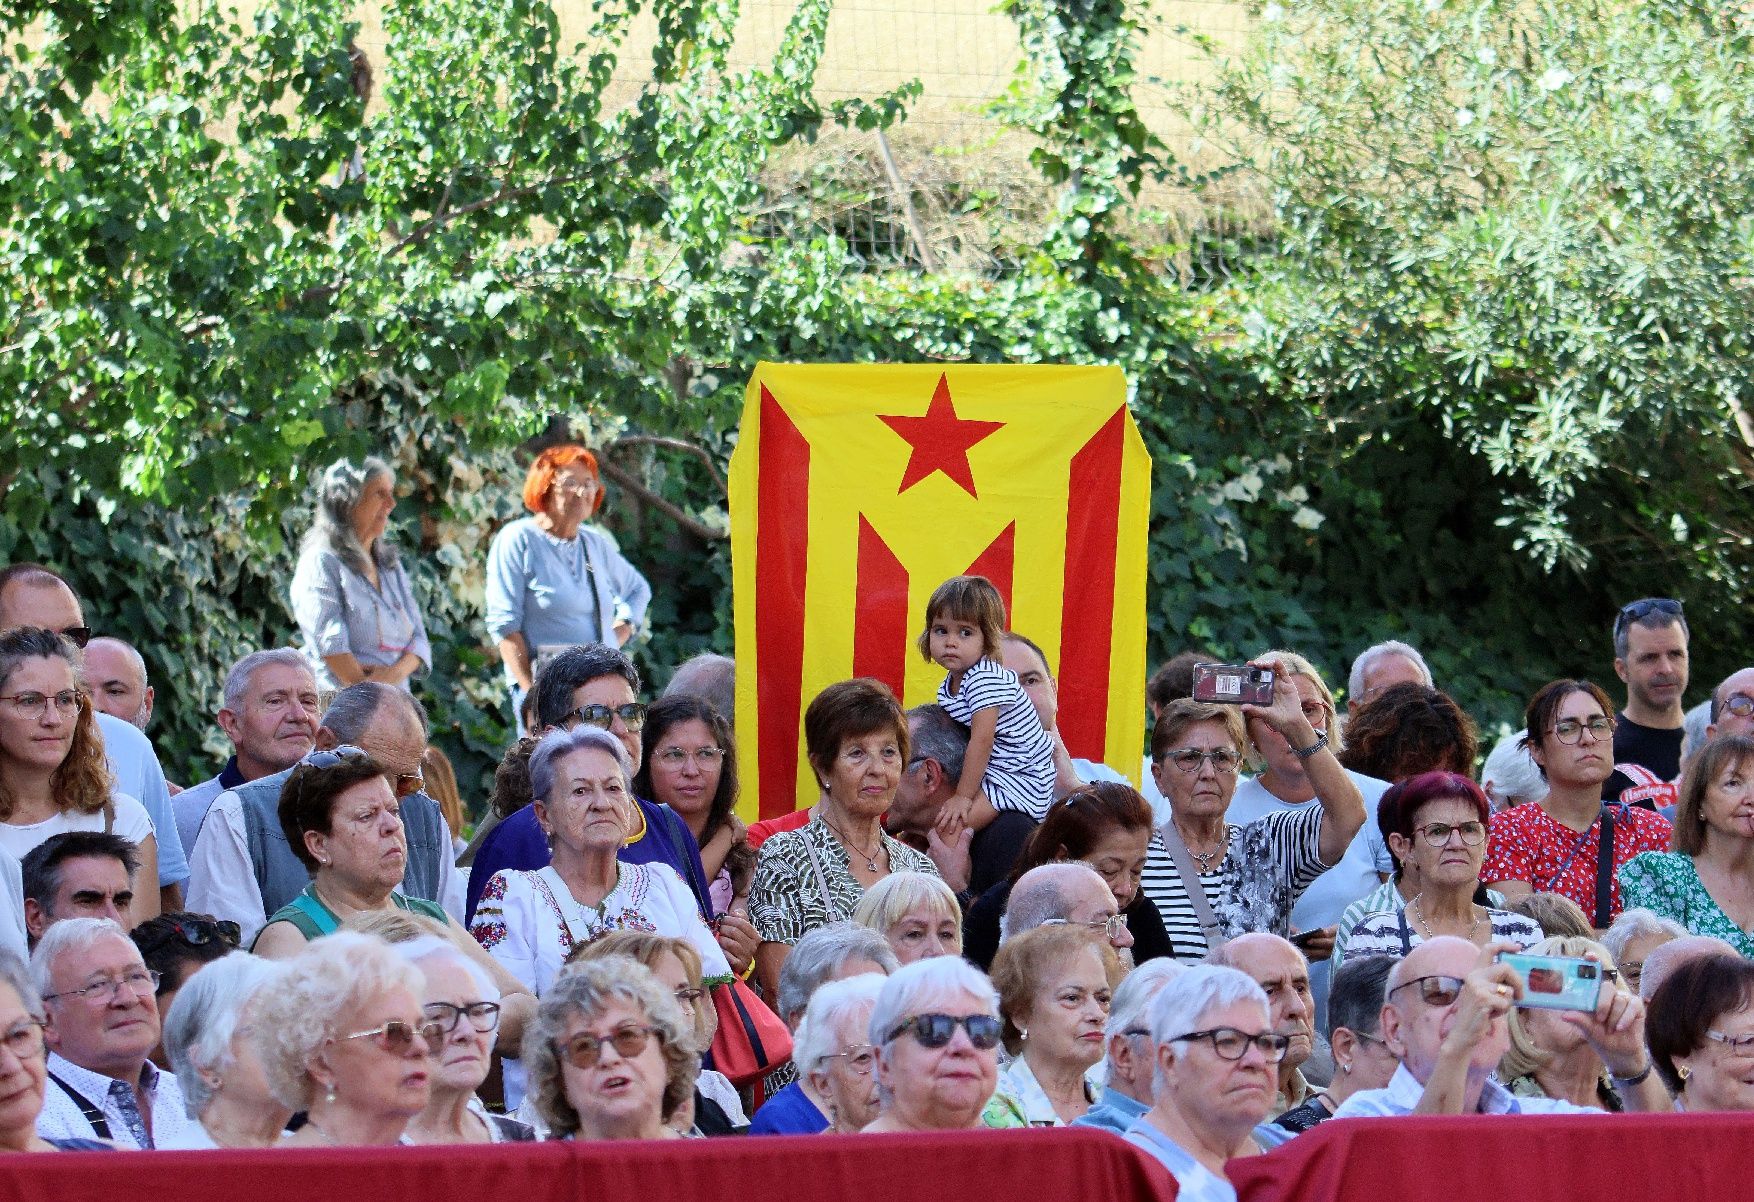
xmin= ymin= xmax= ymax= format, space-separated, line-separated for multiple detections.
xmin=1496 ymin=952 xmax=1604 ymax=1011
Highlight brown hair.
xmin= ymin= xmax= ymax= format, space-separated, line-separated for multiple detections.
xmin=421 ymin=744 xmax=464 ymax=841
xmin=1672 ymin=734 xmax=1754 ymax=857
xmin=490 ymin=735 xmax=541 ymax=820
xmin=1010 ymin=781 xmax=1153 ymax=884
xmin=803 ymin=679 xmax=908 ymax=787
xmin=1646 ymin=953 xmax=1754 ymax=1095
xmin=1149 ymin=697 xmax=1248 ymax=763
xmin=1519 ymin=679 xmax=1616 ymax=769
xmin=570 ymin=930 xmax=713 ymax=1048
xmin=917 ymin=575 xmax=1006 ymax=664
xmin=0 ymin=627 xmax=111 ymax=820
xmin=276 ymin=749 xmax=390 ymax=871
xmin=989 ymin=924 xmax=1123 ymax=1056
xmin=1339 ymin=683 xmax=1478 ymax=782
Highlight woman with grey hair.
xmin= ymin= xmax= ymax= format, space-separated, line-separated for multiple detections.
xmin=1600 ymin=907 xmax=1687 ymax=996
xmin=251 ymin=931 xmax=433 ymax=1146
xmin=0 ymin=948 xmax=109 ymax=1152
xmin=861 ymin=957 xmax=1004 ymax=1133
xmin=794 ymin=974 xmax=887 ymax=1134
xmin=159 ymin=954 xmax=291 ymax=1148
xmin=290 ymin=454 xmax=431 ymax=691
xmin=1481 ymin=730 xmax=1547 ymax=812
xmin=471 ymin=725 xmax=727 ymax=1108
xmin=400 ymin=938 xmax=534 ymax=1144
xmin=521 ymin=955 xmax=698 ymax=1140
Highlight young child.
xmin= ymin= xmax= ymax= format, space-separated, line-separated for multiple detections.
xmin=919 ymin=575 xmax=1057 ymax=831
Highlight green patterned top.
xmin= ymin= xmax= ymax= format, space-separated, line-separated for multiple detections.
xmin=1617 ymin=852 xmax=1754 ymax=958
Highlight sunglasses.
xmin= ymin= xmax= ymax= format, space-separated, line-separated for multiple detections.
xmin=341 ymin=1020 xmax=434 ymax=1056
xmin=884 ymin=1013 xmax=1003 ymax=1051
xmin=57 ymin=625 xmax=93 ymax=650
xmin=1387 ymin=974 xmax=1467 ymax=1008
xmin=558 ymin=1024 xmax=662 ymax=1069
xmin=132 ymin=916 xmax=242 ymax=961
xmin=1614 ymin=597 xmax=1683 ymax=638
xmin=567 ymin=702 xmax=647 ymax=732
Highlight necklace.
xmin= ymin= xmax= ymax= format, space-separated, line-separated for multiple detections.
xmin=303 ymin=1118 xmax=343 ymax=1146
xmin=1408 ymin=893 xmax=1482 ymax=941
xmin=1175 ymin=822 xmax=1225 ymax=873
xmin=820 ymin=813 xmax=882 ymax=873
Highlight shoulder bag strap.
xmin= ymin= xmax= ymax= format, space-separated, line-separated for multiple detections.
xmin=798 ymin=823 xmax=839 ymax=917
xmin=1157 ymin=819 xmax=1224 ymax=948
xmin=1593 ymin=807 xmax=1616 ymax=928
xmin=45 ymin=1072 xmax=113 ymax=1140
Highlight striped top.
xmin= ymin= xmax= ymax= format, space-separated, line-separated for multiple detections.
xmin=1139 ymin=804 xmax=1329 ymax=962
xmin=937 ymin=656 xmax=1056 ymax=821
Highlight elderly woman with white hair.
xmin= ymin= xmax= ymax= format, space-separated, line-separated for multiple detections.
xmin=853 ymin=871 xmax=962 ymax=966
xmin=520 ymin=955 xmax=699 ymax=1141
xmin=861 ymin=957 xmax=1004 ymax=1133
xmin=1600 ymin=907 xmax=1687 ymax=997
xmin=1480 ymin=730 xmax=1548 ymax=812
xmin=400 ymin=937 xmax=534 ymax=1144
xmin=290 ymin=455 xmax=431 ymax=691
xmin=1072 ymin=958 xmax=1186 ymax=1135
xmin=0 ymin=948 xmax=109 ymax=1152
xmin=251 ymin=931 xmax=433 ymax=1146
xmin=790 ymin=973 xmax=888 ymax=1134
xmin=1126 ymin=966 xmax=1284 ymax=1200
xmin=159 ymin=954 xmax=291 ymax=1148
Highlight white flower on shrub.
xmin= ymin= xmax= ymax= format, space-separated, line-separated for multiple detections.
xmin=1538 ymin=67 xmax=1573 ymax=92
xmin=1292 ymin=506 xmax=1326 ymax=530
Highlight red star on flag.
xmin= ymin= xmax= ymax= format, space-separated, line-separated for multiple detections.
xmin=878 ymin=373 xmax=1006 ymax=498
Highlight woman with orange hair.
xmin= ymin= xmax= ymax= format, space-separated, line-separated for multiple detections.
xmin=485 ymin=445 xmax=652 ymax=731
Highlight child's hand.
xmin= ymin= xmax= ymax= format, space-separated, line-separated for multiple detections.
xmin=937 ymin=793 xmax=975 ymax=834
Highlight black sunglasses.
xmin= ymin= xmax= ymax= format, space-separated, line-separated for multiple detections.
xmin=132 ymin=915 xmax=242 ymax=961
xmin=57 ymin=625 xmax=93 ymax=650
xmin=1614 ymin=597 xmax=1683 ymax=637
xmin=885 ymin=1013 xmax=1003 ymax=1050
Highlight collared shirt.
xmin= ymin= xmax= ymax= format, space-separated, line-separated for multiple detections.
xmin=1269 ymin=1068 xmax=1311 ymax=1120
xmin=996 ymin=1055 xmax=1101 ymax=1127
xmin=38 ymin=1052 xmax=197 ymax=1149
xmin=94 ymin=712 xmax=187 ymax=887
xmin=171 ymin=758 xmax=247 ymax=859
xmin=1123 ymin=1116 xmax=1239 ymax=1202
xmin=1069 ymin=1085 xmax=1149 ymax=1136
xmin=1329 ymin=1063 xmax=1598 ymax=1119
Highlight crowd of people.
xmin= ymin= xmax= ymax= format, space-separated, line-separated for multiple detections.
xmin=1 ymin=448 xmax=1752 ymax=1200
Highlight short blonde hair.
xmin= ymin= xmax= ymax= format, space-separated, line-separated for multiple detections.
xmin=1251 ymin=649 xmax=1344 ymax=754
xmin=1499 ymin=936 xmax=1617 ymax=1083
xmin=989 ymin=924 xmax=1123 ymax=1056
xmin=569 ymin=930 xmax=713 ymax=1049
xmin=249 ymin=933 xmax=425 ymax=1111
xmin=853 ymin=872 xmax=962 ymax=953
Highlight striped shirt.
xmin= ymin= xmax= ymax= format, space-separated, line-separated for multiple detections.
xmin=937 ymin=657 xmax=1056 ymax=821
xmin=1140 ymin=804 xmax=1328 ymax=962
xmin=1340 ymin=905 xmax=1542 ymax=961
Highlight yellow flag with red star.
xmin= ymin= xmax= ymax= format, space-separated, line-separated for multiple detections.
xmin=729 ymin=363 xmax=1151 ymax=821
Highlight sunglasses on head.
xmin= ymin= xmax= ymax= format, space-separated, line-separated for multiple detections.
xmin=885 ymin=1012 xmax=1003 ymax=1050
xmin=133 ymin=916 xmax=241 ymax=960
xmin=1614 ymin=597 xmax=1683 ymax=638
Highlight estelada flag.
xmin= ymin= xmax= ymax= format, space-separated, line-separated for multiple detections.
xmin=729 ymin=362 xmax=1151 ymax=822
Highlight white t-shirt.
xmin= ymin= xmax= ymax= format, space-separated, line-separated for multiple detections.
xmin=0 ymin=790 xmax=154 ymax=863
xmin=1224 ymin=770 xmax=1392 ymax=931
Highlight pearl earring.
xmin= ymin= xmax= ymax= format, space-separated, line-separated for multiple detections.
xmin=1341 ymin=1062 xmax=1352 ymax=1075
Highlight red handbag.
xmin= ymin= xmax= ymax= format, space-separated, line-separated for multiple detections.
xmin=708 ymin=978 xmax=792 ymax=1086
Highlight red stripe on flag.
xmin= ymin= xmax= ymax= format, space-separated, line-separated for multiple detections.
xmin=1057 ymin=409 xmax=1126 ymax=761
xmin=852 ymin=515 xmax=911 ymax=698
xmin=965 ymin=521 xmax=1016 ymax=619
xmin=756 ymin=386 xmax=810 ymax=819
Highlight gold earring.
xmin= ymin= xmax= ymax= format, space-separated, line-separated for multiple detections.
xmin=1678 ymin=1065 xmax=1691 ymax=1084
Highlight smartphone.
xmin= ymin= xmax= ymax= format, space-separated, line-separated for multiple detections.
xmin=1191 ymin=662 xmax=1274 ymax=706
xmin=1497 ymin=952 xmax=1603 ymax=1011
xmin=1289 ymin=928 xmax=1325 ymax=949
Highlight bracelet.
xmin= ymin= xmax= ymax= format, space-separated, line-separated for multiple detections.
xmin=1291 ymin=730 xmax=1329 ymax=760
xmin=1610 ymin=1060 xmax=1653 ymax=1087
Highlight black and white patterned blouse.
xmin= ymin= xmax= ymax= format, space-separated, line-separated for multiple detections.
xmin=750 ymin=814 xmax=938 ymax=944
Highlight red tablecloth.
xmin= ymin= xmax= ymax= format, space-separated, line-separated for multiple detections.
xmin=0 ymin=1128 xmax=1176 ymax=1202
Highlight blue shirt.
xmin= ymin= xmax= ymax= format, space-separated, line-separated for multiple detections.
xmin=463 ymin=797 xmax=713 ymax=925
xmin=96 ymin=713 xmax=187 ymax=887
xmin=747 ymin=1081 xmax=829 ymax=1135
xmin=1070 ymin=1086 xmax=1149 ymax=1136
xmin=1123 ymin=1116 xmax=1239 ymax=1202
xmin=171 ymin=756 xmax=247 ymax=859
xmin=483 ymin=519 xmax=652 ymax=683
xmin=1329 ymin=1063 xmax=1598 ymax=1119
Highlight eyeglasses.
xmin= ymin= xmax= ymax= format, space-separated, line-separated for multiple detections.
xmin=1161 ymin=748 xmax=1241 ymax=775
xmin=566 ymin=703 xmax=647 ymax=732
xmin=558 ymin=1024 xmax=662 ymax=1069
xmin=393 ymin=770 xmax=425 ymax=798
xmin=0 ymin=1019 xmax=45 ymax=1061
xmin=342 ymin=1020 xmax=435 ymax=1056
xmin=653 ymin=746 xmax=725 ymax=768
xmin=825 ymin=1043 xmax=878 ymax=1075
xmin=1706 ymin=1029 xmax=1754 ymax=1055
xmin=1621 ymin=961 xmax=1644 ymax=989
xmin=422 ymin=1001 xmax=502 ymax=1037
xmin=1614 ymin=597 xmax=1683 ymax=639
xmin=42 ymin=969 xmax=160 ymax=1005
xmin=57 ymin=626 xmax=93 ymax=650
xmin=132 ymin=916 xmax=242 ymax=962
xmin=1173 ymin=1027 xmax=1292 ymax=1063
xmin=1413 ymin=821 xmax=1487 ymax=847
xmin=673 ymin=986 xmax=704 ymax=1006
xmin=0 ymin=690 xmax=84 ymax=719
xmin=1040 ymin=914 xmax=1129 ymax=941
xmin=884 ymin=1013 xmax=1004 ymax=1050
xmin=1550 ymin=716 xmax=1615 ymax=744
xmin=1387 ymin=974 xmax=1467 ymax=1008
xmin=1724 ymin=694 xmax=1754 ymax=720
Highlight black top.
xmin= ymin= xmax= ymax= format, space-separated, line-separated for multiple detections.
xmin=1602 ymin=712 xmax=1685 ymax=807
xmin=967 ymin=811 xmax=1038 ymax=900
xmin=962 ymin=876 xmax=1176 ymax=970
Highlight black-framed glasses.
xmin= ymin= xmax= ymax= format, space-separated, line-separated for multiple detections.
xmin=422 ymin=1000 xmax=502 ymax=1037
xmin=1551 ymin=716 xmax=1615 ymax=745
xmin=132 ymin=915 xmax=242 ymax=961
xmin=0 ymin=689 xmax=84 ymax=719
xmin=1387 ymin=974 xmax=1466 ymax=1008
xmin=1173 ymin=1027 xmax=1291 ymax=1063
xmin=558 ymin=1024 xmax=662 ymax=1069
xmin=42 ymin=969 xmax=161 ymax=1005
xmin=885 ymin=1013 xmax=1003 ymax=1050
xmin=825 ymin=1043 xmax=879 ymax=1075
xmin=342 ymin=1019 xmax=434 ymax=1056
xmin=566 ymin=702 xmax=647 ymax=732
xmin=0 ymin=1019 xmax=45 ymax=1061
xmin=1614 ymin=597 xmax=1683 ymax=638
xmin=1413 ymin=821 xmax=1487 ymax=847
xmin=1161 ymin=748 xmax=1241 ymax=775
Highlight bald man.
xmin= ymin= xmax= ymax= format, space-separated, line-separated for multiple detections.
xmin=1639 ymin=935 xmax=1740 ymax=1001
xmin=1332 ymin=936 xmax=1669 ymax=1116
xmin=999 ymin=862 xmax=1135 ymax=960
xmin=1209 ymin=934 xmax=1316 ymax=1118
xmin=84 ymin=637 xmax=154 ymax=732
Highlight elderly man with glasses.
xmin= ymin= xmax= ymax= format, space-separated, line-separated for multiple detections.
xmin=1331 ymin=935 xmax=1671 ymax=1117
xmin=33 ymin=917 xmax=197 ymax=1148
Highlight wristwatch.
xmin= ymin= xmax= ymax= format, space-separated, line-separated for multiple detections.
xmin=1291 ymin=730 xmax=1329 ymax=760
